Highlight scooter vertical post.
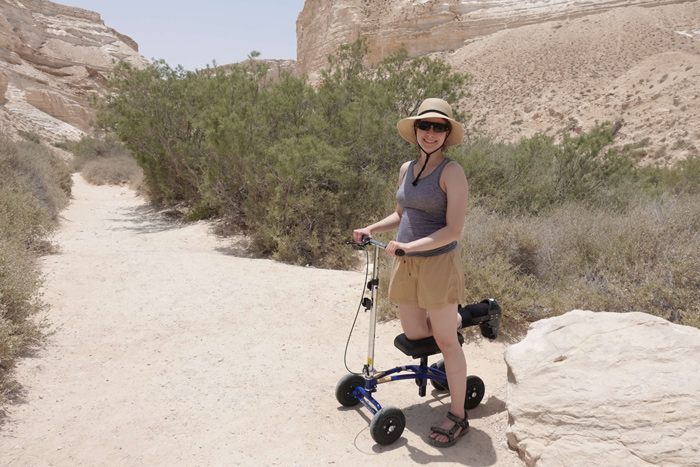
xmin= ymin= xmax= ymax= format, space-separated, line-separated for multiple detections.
xmin=365 ymin=244 xmax=380 ymax=378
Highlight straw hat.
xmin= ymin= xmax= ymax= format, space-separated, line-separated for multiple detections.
xmin=397 ymin=98 xmax=464 ymax=147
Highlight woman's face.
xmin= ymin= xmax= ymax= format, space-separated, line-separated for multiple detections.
xmin=414 ymin=117 xmax=450 ymax=153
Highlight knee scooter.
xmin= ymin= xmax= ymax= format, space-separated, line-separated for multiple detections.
xmin=335 ymin=236 xmax=502 ymax=445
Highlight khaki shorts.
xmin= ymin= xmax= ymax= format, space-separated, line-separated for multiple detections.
xmin=388 ymin=248 xmax=466 ymax=309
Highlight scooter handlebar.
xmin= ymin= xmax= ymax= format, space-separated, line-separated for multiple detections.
xmin=360 ymin=235 xmax=405 ymax=257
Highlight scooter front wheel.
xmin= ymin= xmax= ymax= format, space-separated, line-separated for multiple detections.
xmin=335 ymin=373 xmax=365 ymax=407
xmin=370 ymin=406 xmax=405 ymax=445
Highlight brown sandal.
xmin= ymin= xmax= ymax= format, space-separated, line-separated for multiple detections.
xmin=427 ymin=411 xmax=469 ymax=447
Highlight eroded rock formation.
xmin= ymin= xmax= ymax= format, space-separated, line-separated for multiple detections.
xmin=505 ymin=310 xmax=700 ymax=466
xmin=0 ymin=0 xmax=147 ymax=141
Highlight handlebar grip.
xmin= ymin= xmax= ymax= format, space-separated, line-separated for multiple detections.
xmin=361 ymin=235 xmax=405 ymax=256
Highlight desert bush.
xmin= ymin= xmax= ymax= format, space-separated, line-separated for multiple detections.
xmin=643 ymin=156 xmax=700 ymax=196
xmin=0 ymin=236 xmax=46 ymax=364
xmin=0 ymin=136 xmax=66 ymax=401
xmin=0 ymin=185 xmax=53 ymax=252
xmin=457 ymin=124 xmax=638 ymax=215
xmin=0 ymin=230 xmax=49 ymax=401
xmin=62 ymin=134 xmax=144 ymax=188
xmin=69 ymin=134 xmax=129 ymax=169
xmin=0 ymin=136 xmax=70 ymax=218
xmin=81 ymin=154 xmax=142 ymax=186
xmin=253 ymin=137 xmax=390 ymax=268
xmin=18 ymin=130 xmax=41 ymax=144
xmin=97 ymin=60 xmax=206 ymax=205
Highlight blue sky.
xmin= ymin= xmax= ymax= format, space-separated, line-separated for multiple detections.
xmin=64 ymin=1 xmax=307 ymax=70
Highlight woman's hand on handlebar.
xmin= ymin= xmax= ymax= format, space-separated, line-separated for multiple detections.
xmin=386 ymin=241 xmax=408 ymax=257
xmin=353 ymin=227 xmax=372 ymax=243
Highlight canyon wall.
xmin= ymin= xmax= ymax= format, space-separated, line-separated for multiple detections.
xmin=297 ymin=0 xmax=700 ymax=163
xmin=297 ymin=0 xmax=693 ymax=77
xmin=0 ymin=0 xmax=147 ymax=142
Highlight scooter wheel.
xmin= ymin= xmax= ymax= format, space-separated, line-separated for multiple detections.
xmin=465 ymin=375 xmax=485 ymax=410
xmin=430 ymin=360 xmax=448 ymax=391
xmin=370 ymin=406 xmax=405 ymax=445
xmin=335 ymin=373 xmax=365 ymax=407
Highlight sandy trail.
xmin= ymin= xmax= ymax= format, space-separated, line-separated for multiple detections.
xmin=1 ymin=174 xmax=523 ymax=466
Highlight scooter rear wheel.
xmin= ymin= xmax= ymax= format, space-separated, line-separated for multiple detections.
xmin=465 ymin=375 xmax=485 ymax=410
xmin=427 ymin=361 xmax=486 ymax=409
xmin=430 ymin=360 xmax=448 ymax=391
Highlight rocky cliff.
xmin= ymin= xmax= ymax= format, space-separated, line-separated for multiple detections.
xmin=297 ymin=0 xmax=700 ymax=163
xmin=0 ymin=0 xmax=147 ymax=142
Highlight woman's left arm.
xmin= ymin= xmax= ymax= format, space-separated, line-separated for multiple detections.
xmin=385 ymin=162 xmax=469 ymax=256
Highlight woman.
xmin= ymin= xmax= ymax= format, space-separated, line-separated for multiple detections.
xmin=353 ymin=98 xmax=470 ymax=447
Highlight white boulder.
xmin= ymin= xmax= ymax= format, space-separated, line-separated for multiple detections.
xmin=505 ymin=310 xmax=700 ymax=466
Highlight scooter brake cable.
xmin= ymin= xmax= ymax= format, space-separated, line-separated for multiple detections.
xmin=343 ymin=246 xmax=370 ymax=375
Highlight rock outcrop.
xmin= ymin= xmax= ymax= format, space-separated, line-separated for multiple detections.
xmin=505 ymin=310 xmax=700 ymax=466
xmin=0 ymin=0 xmax=147 ymax=141
xmin=297 ymin=0 xmax=700 ymax=163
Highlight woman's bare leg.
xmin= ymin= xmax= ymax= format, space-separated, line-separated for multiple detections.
xmin=397 ymin=303 xmax=431 ymax=340
xmin=398 ymin=303 xmax=466 ymax=443
xmin=428 ymin=303 xmax=466 ymax=443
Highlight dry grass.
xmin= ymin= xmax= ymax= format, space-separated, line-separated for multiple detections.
xmin=462 ymin=197 xmax=700 ymax=328
xmin=81 ymin=154 xmax=143 ymax=187
xmin=0 ymin=136 xmax=69 ymax=404
xmin=65 ymin=135 xmax=144 ymax=190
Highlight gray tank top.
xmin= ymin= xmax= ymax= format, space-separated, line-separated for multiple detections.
xmin=396 ymin=157 xmax=457 ymax=257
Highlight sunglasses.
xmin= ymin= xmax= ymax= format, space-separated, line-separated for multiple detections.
xmin=415 ymin=121 xmax=450 ymax=133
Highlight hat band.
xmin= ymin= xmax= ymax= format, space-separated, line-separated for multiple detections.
xmin=418 ymin=109 xmax=449 ymax=118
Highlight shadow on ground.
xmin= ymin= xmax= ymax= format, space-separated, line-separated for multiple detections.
xmin=109 ymin=205 xmax=185 ymax=234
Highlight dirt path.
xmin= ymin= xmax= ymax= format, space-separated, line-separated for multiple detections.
xmin=0 ymin=174 xmax=523 ymax=466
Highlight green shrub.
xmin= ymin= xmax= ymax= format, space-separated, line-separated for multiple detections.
xmin=457 ymin=124 xmax=640 ymax=215
xmin=97 ymin=61 xmax=206 ymax=205
xmin=251 ymin=137 xmax=385 ymax=268
xmin=645 ymin=156 xmax=700 ymax=196
xmin=97 ymin=39 xmax=469 ymax=267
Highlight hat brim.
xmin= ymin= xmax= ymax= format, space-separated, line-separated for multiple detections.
xmin=397 ymin=112 xmax=464 ymax=147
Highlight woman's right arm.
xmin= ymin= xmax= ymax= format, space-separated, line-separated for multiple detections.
xmin=352 ymin=161 xmax=410 ymax=242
